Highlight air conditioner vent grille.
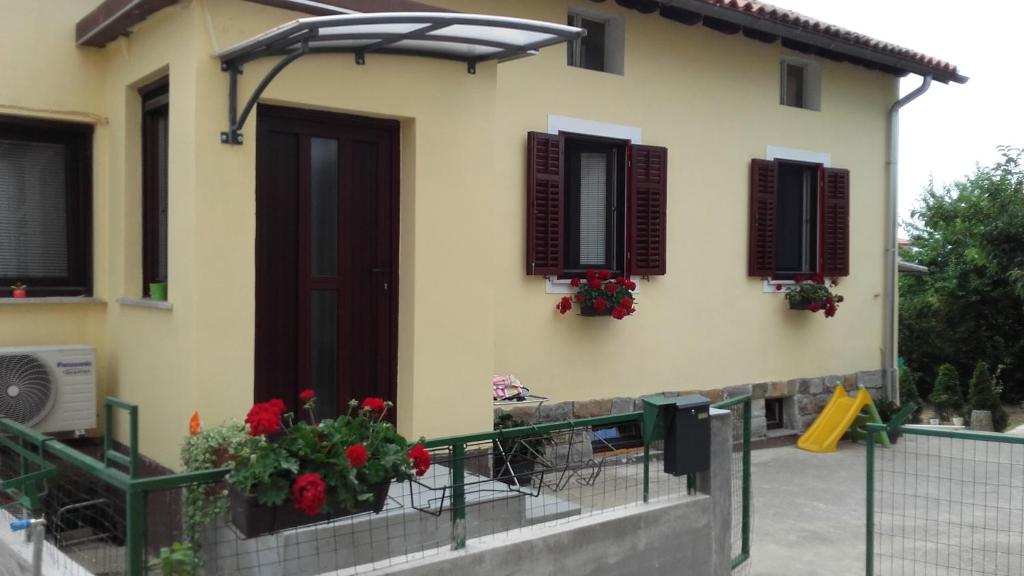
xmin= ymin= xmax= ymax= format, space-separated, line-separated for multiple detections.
xmin=0 ymin=354 xmax=55 ymax=427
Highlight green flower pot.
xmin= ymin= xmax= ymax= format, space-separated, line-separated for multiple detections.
xmin=149 ymin=282 xmax=167 ymax=302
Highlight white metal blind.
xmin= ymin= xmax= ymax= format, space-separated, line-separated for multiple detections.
xmin=579 ymin=152 xmax=607 ymax=265
xmin=0 ymin=139 xmax=68 ymax=278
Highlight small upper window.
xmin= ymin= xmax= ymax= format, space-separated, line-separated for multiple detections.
xmin=0 ymin=116 xmax=92 ymax=296
xmin=780 ymin=59 xmax=821 ymax=111
xmin=141 ymin=79 xmax=169 ymax=298
xmin=567 ymin=11 xmax=624 ymax=75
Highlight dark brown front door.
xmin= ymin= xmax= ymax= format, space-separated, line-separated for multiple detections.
xmin=255 ymin=105 xmax=399 ymax=418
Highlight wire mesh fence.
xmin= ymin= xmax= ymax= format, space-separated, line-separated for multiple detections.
xmin=1 ymin=398 xmax=752 ymax=576
xmin=146 ymin=421 xmax=694 ymax=575
xmin=870 ymin=427 xmax=1024 ymax=576
xmin=714 ymin=396 xmax=752 ymax=575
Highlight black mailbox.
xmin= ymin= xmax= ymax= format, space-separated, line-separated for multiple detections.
xmin=664 ymin=394 xmax=711 ymax=477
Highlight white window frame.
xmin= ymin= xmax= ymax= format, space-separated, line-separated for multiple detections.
xmin=567 ymin=6 xmax=625 ymax=75
xmin=780 ymin=57 xmax=821 ymax=111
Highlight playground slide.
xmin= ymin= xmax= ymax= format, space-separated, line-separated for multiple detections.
xmin=797 ymin=386 xmax=874 ymax=453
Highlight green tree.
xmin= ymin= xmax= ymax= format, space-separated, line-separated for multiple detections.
xmin=967 ymin=361 xmax=1008 ymax=432
xmin=900 ymin=147 xmax=1024 ymax=399
xmin=898 ymin=365 xmax=923 ymax=424
xmin=929 ymin=364 xmax=963 ymax=421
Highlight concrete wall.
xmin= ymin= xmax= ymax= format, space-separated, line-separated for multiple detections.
xmin=0 ymin=0 xmax=898 ymax=466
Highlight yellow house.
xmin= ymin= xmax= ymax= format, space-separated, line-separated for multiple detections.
xmin=0 ymin=0 xmax=964 ymax=468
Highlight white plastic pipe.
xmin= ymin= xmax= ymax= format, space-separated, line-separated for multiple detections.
xmin=886 ymin=74 xmax=932 ymax=404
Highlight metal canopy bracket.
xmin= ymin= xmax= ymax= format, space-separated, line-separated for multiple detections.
xmin=217 ymin=12 xmax=583 ymax=144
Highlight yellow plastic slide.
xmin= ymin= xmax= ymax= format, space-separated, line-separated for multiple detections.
xmin=797 ymin=386 xmax=873 ymax=453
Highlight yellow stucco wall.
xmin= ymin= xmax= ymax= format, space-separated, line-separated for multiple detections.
xmin=0 ymin=0 xmax=897 ymax=467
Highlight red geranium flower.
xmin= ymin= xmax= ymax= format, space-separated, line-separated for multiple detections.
xmin=611 ymin=306 xmax=626 ymax=320
xmin=625 ymin=280 xmax=637 ymax=291
xmin=570 ymin=277 xmax=581 ymax=288
xmin=346 ymin=444 xmax=369 ymax=468
xmin=598 ymin=270 xmax=612 ymax=280
xmin=586 ymin=269 xmax=598 ymax=280
xmin=407 ymin=443 xmax=431 ymax=477
xmin=604 ymin=282 xmax=618 ymax=293
xmin=299 ymin=389 xmax=315 ymax=403
xmin=619 ymin=296 xmax=633 ymax=308
xmin=587 ymin=278 xmax=602 ymax=290
xmin=291 ymin=473 xmax=327 ymax=516
xmin=245 ymin=400 xmax=285 ymax=436
xmin=361 ymin=397 xmax=386 ymax=412
xmin=593 ymin=297 xmax=607 ymax=311
xmin=557 ymin=296 xmax=573 ymax=315
xmin=808 ymin=303 xmax=822 ymax=313
xmin=574 ymin=293 xmax=585 ymax=303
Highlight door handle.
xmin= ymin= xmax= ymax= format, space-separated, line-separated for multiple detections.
xmin=370 ymin=268 xmax=390 ymax=292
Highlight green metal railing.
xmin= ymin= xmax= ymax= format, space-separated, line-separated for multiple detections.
xmin=864 ymin=404 xmax=1024 ymax=576
xmin=0 ymin=398 xmax=230 ymax=575
xmin=0 ymin=394 xmax=754 ymax=574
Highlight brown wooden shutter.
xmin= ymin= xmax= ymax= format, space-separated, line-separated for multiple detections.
xmin=748 ymin=159 xmax=778 ymax=277
xmin=821 ymin=167 xmax=851 ymax=277
xmin=526 ymin=132 xmax=564 ymax=275
xmin=627 ymin=144 xmax=668 ymax=276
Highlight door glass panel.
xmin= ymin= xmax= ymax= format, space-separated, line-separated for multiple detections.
xmin=310 ymin=137 xmax=338 ymax=277
xmin=310 ymin=290 xmax=338 ymax=418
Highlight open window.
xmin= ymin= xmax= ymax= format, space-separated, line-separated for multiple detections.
xmin=141 ymin=79 xmax=169 ymax=298
xmin=780 ymin=59 xmax=821 ymax=111
xmin=566 ymin=10 xmax=625 ymax=75
xmin=0 ymin=116 xmax=92 ymax=297
xmin=526 ymin=132 xmax=667 ymax=278
xmin=748 ymin=158 xmax=849 ymax=279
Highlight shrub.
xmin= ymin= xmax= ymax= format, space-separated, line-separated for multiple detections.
xmin=898 ymin=366 xmax=924 ymax=424
xmin=968 ymin=361 xmax=1008 ymax=432
xmin=929 ymin=364 xmax=964 ymax=421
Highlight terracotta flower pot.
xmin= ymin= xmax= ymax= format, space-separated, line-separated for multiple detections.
xmin=229 ymin=481 xmax=391 ymax=539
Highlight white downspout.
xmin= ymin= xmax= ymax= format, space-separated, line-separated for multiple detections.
xmin=885 ymin=74 xmax=932 ymax=404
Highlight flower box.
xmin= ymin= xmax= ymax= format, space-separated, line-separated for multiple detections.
xmin=579 ymin=305 xmax=612 ymax=317
xmin=788 ymin=301 xmax=810 ymax=311
xmin=228 ymin=481 xmax=391 ymax=539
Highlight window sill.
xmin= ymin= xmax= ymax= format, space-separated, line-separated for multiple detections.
xmin=116 ymin=297 xmax=173 ymax=311
xmin=0 ymin=296 xmax=105 ymax=305
xmin=546 ymin=275 xmax=642 ymax=294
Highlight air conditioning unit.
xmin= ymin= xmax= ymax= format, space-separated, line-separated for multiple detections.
xmin=0 ymin=346 xmax=97 ymax=434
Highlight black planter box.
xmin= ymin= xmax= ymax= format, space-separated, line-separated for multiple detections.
xmin=229 ymin=481 xmax=390 ymax=538
xmin=788 ymin=300 xmax=810 ymax=310
xmin=580 ymin=305 xmax=611 ymax=317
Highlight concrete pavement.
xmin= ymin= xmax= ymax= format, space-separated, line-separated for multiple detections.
xmin=750 ymin=442 xmax=867 ymax=576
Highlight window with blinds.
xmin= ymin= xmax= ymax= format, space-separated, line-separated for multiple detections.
xmin=0 ymin=117 xmax=92 ymax=296
xmin=565 ymin=137 xmax=624 ymax=272
xmin=142 ymin=79 xmax=169 ymax=297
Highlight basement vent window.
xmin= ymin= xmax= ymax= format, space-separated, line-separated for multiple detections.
xmin=567 ymin=10 xmax=625 ymax=75
xmin=765 ymin=398 xmax=785 ymax=430
xmin=592 ymin=421 xmax=643 ymax=452
xmin=780 ymin=59 xmax=821 ymax=111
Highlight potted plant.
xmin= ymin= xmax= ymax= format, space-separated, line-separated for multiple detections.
xmin=225 ymin=392 xmax=431 ymax=538
xmin=493 ymin=414 xmax=547 ymax=487
xmin=10 ymin=282 xmax=27 ymax=298
xmin=781 ymin=275 xmax=843 ymax=318
xmin=555 ymin=269 xmax=637 ymax=319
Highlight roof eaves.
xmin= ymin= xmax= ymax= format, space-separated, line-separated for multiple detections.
xmin=661 ymin=0 xmax=967 ymax=84
xmin=76 ymin=0 xmax=179 ymax=48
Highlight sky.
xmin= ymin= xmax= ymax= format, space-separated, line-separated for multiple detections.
xmin=770 ymin=0 xmax=1024 ymax=230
